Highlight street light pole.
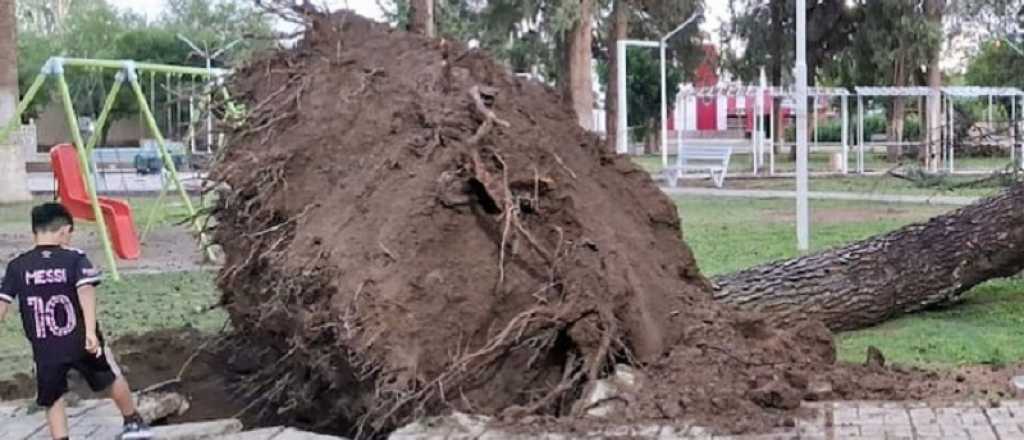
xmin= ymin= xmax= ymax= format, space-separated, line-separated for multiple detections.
xmin=660 ymin=10 xmax=703 ymax=168
xmin=176 ymin=34 xmax=240 ymax=152
xmin=795 ymin=0 xmax=810 ymax=251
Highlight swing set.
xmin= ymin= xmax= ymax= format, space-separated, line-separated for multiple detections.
xmin=0 ymin=56 xmax=232 ymax=281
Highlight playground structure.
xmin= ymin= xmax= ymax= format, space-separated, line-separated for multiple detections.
xmin=674 ymin=84 xmax=850 ymax=176
xmin=655 ymin=84 xmax=1024 ymax=178
xmin=0 ymin=57 xmax=230 ymax=280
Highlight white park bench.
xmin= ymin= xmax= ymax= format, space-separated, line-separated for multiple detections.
xmin=663 ymin=146 xmax=733 ymax=188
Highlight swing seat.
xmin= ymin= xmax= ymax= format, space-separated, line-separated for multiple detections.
xmin=50 ymin=144 xmax=141 ymax=260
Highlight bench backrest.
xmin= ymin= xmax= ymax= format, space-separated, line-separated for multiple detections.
xmin=676 ymin=147 xmax=732 ymax=170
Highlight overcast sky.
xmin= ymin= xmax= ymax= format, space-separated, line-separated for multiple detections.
xmin=108 ymin=0 xmax=730 ymax=35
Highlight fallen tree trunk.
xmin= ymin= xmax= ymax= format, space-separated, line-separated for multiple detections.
xmin=713 ymin=183 xmax=1024 ymax=331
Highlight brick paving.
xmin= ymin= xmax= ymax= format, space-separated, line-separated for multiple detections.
xmin=393 ymin=400 xmax=1024 ymax=439
xmin=0 ymin=399 xmax=346 ymax=440
xmin=8 ymin=398 xmax=1024 ymax=439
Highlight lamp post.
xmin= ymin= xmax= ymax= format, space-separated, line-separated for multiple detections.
xmin=176 ymin=34 xmax=241 ymax=152
xmin=660 ymin=10 xmax=703 ymax=167
xmin=794 ymin=0 xmax=810 ymax=252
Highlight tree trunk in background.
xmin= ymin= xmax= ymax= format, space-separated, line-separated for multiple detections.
xmin=604 ymin=0 xmax=628 ymax=152
xmin=888 ymin=97 xmax=906 ymax=161
xmin=0 ymin=0 xmax=32 ymax=204
xmin=564 ymin=0 xmax=594 ymax=130
xmin=925 ymin=0 xmax=946 ymax=170
xmin=408 ymin=0 xmax=435 ymax=37
xmin=770 ymin=2 xmax=783 ymax=155
xmin=713 ymin=184 xmax=1024 ymax=331
xmin=888 ymin=58 xmax=907 ymax=162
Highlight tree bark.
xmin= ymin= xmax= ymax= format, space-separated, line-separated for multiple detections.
xmin=887 ymin=58 xmax=906 ymax=162
xmin=604 ymin=0 xmax=628 ymax=153
xmin=925 ymin=0 xmax=945 ymax=171
xmin=0 ymin=0 xmax=32 ymax=204
xmin=408 ymin=0 xmax=435 ymax=38
xmin=564 ymin=0 xmax=595 ymax=131
xmin=713 ymin=183 xmax=1024 ymax=331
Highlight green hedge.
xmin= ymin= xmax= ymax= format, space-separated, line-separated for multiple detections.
xmin=783 ymin=115 xmax=920 ymax=143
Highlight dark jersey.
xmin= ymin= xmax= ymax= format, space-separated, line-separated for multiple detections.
xmin=0 ymin=245 xmax=102 ymax=365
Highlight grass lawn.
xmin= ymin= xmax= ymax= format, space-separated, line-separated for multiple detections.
xmin=0 ymin=196 xmax=204 ymax=231
xmin=676 ymin=195 xmax=1024 ymax=368
xmin=0 ymin=270 xmax=223 ymax=378
xmin=0 ymin=193 xmax=1016 ymax=378
xmin=723 ymin=175 xmax=1002 ymax=199
xmin=634 ymin=152 xmax=1015 ymax=176
xmin=0 ymin=196 xmax=219 ymax=379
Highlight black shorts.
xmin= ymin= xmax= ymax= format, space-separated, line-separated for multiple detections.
xmin=35 ymin=346 xmax=122 ymax=407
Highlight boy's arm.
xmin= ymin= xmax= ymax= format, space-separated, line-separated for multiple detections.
xmin=74 ymin=255 xmax=103 ymax=355
xmin=0 ymin=263 xmax=16 ymax=322
xmin=78 ymin=284 xmax=99 ymax=354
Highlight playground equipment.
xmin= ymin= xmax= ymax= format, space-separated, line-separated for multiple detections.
xmin=51 ymin=144 xmax=140 ymax=260
xmin=0 ymin=57 xmax=229 ymax=280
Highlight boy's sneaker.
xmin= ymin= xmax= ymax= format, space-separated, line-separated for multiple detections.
xmin=118 ymin=419 xmax=154 ymax=440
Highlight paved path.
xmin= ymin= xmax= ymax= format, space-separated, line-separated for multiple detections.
xmin=390 ymin=400 xmax=1024 ymax=439
xmin=661 ymin=186 xmax=981 ymax=206
xmin=0 ymin=399 xmax=346 ymax=440
xmin=8 ymin=397 xmax=1024 ymax=439
xmin=26 ymin=171 xmax=204 ymax=195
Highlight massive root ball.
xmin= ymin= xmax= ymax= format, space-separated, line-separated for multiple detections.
xmin=211 ymin=12 xmax=851 ymax=438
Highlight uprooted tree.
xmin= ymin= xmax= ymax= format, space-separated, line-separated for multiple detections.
xmin=714 ymin=181 xmax=1024 ymax=331
xmin=209 ymin=11 xmax=980 ymax=439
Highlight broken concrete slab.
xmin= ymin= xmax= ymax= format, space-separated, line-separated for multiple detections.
xmin=389 ymin=412 xmax=492 ymax=439
xmin=213 ymin=427 xmax=348 ymax=439
xmin=213 ymin=427 xmax=287 ymax=440
xmin=151 ymin=419 xmax=243 ymax=439
xmin=573 ymin=364 xmax=644 ymax=417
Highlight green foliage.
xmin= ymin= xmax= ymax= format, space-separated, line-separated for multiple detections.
xmin=966 ymin=39 xmax=1024 ymax=93
xmin=158 ymin=0 xmax=274 ymax=65
xmin=0 ymin=270 xmax=223 ymax=378
xmin=623 ymin=49 xmax=681 ymax=141
xmin=15 ymin=0 xmax=271 ymax=128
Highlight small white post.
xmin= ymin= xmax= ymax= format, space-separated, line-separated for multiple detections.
xmin=950 ymin=98 xmax=956 ymax=173
xmin=616 ymin=41 xmax=628 ymax=155
xmin=858 ymin=96 xmax=865 ymax=174
xmin=1012 ymin=95 xmax=1017 ymax=165
xmin=677 ymin=94 xmax=684 ymax=160
xmin=943 ymin=96 xmax=948 ymax=168
xmin=988 ymin=94 xmax=994 ymax=130
xmin=841 ymin=94 xmax=849 ymax=174
xmin=813 ymin=94 xmax=819 ymax=146
xmin=769 ymin=95 xmax=776 ymax=175
xmin=753 ymin=92 xmax=760 ymax=174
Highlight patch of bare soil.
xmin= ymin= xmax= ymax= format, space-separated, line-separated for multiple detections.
xmin=0 ymin=329 xmax=246 ymax=425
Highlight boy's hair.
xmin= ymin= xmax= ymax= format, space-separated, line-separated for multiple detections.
xmin=31 ymin=203 xmax=74 ymax=234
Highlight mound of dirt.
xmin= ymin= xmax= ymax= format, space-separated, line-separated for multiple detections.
xmin=209 ymin=11 xmax=984 ymax=439
xmin=0 ymin=329 xmax=245 ymax=425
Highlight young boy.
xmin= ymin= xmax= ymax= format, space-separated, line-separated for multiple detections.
xmin=0 ymin=203 xmax=153 ymax=440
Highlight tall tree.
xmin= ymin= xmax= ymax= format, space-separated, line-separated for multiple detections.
xmin=408 ymin=0 xmax=435 ymax=37
xmin=562 ymin=0 xmax=594 ymax=130
xmin=0 ymin=0 xmax=31 ymax=203
xmin=924 ymin=0 xmax=945 ymax=169
xmin=715 ymin=181 xmax=1024 ymax=331
xmin=604 ymin=0 xmax=628 ymax=152
xmin=725 ymin=0 xmax=859 ymax=159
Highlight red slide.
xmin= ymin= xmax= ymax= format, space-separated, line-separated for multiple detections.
xmin=50 ymin=144 xmax=141 ymax=260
